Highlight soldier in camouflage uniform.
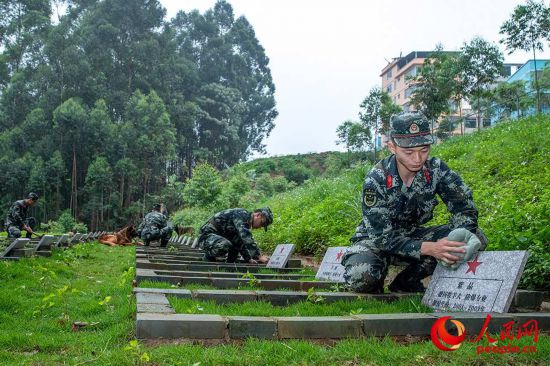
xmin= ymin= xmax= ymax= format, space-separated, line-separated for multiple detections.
xmin=342 ymin=112 xmax=487 ymax=293
xmin=199 ymin=207 xmax=273 ymax=264
xmin=137 ymin=204 xmax=173 ymax=247
xmin=5 ymin=192 xmax=39 ymax=238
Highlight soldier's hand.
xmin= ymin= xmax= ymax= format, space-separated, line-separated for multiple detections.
xmin=257 ymin=255 xmax=269 ymax=264
xmin=421 ymin=237 xmax=466 ymax=264
xmin=248 ymin=259 xmax=258 ymax=264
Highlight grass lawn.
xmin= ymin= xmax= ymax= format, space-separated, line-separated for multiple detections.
xmin=168 ymin=296 xmax=430 ymax=316
xmin=0 ymin=244 xmax=547 ymax=365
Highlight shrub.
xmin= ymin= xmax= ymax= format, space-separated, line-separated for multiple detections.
xmin=182 ymin=163 xmax=222 ymax=208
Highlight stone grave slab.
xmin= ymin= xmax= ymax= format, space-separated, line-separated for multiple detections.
xmin=315 ymin=246 xmax=348 ymax=282
xmin=266 ymin=244 xmax=295 ymax=269
xmin=70 ymin=233 xmax=82 ymax=245
xmin=55 ymin=234 xmax=69 ymax=247
xmin=1 ymin=238 xmax=30 ymax=258
xmin=35 ymin=235 xmax=55 ymax=251
xmin=422 ymin=251 xmax=529 ymax=313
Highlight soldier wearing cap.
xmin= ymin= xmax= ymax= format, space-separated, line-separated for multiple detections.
xmin=137 ymin=203 xmax=173 ymax=247
xmin=342 ymin=112 xmax=486 ymax=293
xmin=5 ymin=192 xmax=39 ymax=238
xmin=198 ymin=207 xmax=273 ymax=264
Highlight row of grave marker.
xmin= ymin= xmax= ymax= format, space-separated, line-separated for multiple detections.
xmin=154 ymin=239 xmax=531 ymax=314
xmin=0 ymin=231 xmax=109 ymax=259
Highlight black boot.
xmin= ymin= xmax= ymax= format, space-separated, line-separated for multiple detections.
xmin=389 ymin=268 xmax=426 ymax=293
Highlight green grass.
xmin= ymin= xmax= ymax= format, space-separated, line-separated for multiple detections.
xmin=0 ymin=244 xmax=548 ymax=365
xmin=169 ymin=296 xmax=430 ymax=316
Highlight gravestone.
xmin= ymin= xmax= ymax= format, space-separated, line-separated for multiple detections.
xmin=315 ymin=246 xmax=348 ymax=282
xmin=422 ymin=251 xmax=529 ymax=313
xmin=70 ymin=233 xmax=82 ymax=245
xmin=1 ymin=238 xmax=30 ymax=258
xmin=35 ymin=235 xmax=55 ymax=250
xmin=266 ymin=244 xmax=295 ymax=269
xmin=191 ymin=238 xmax=199 ymax=249
xmin=55 ymin=234 xmax=69 ymax=247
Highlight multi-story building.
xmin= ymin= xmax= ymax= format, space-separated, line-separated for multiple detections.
xmin=506 ymin=59 xmax=550 ymax=117
xmin=380 ymin=51 xmax=524 ymax=138
xmin=380 ymin=51 xmax=431 ymax=112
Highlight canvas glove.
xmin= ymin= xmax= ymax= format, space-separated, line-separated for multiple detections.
xmin=438 ymin=228 xmax=481 ymax=270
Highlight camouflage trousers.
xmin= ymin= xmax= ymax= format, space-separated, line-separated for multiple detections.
xmin=199 ymin=233 xmax=241 ymax=263
xmin=6 ymin=217 xmax=37 ymax=239
xmin=342 ymin=225 xmax=487 ymax=293
xmin=140 ymin=226 xmax=173 ymax=247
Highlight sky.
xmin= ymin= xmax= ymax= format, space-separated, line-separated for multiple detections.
xmin=159 ymin=0 xmax=550 ymax=158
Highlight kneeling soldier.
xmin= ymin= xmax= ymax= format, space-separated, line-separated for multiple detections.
xmin=342 ymin=112 xmax=487 ymax=293
xmin=5 ymin=192 xmax=39 ymax=239
xmin=137 ymin=204 xmax=173 ymax=247
xmin=199 ymin=208 xmax=272 ymax=264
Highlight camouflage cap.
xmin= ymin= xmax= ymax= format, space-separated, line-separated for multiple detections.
xmin=389 ymin=112 xmax=434 ymax=148
xmin=258 ymin=207 xmax=273 ymax=232
xmin=27 ymin=192 xmax=39 ymax=201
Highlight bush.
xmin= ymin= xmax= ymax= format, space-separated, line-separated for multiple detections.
xmin=183 ymin=163 xmax=222 ymax=208
xmin=47 ymin=210 xmax=88 ymax=233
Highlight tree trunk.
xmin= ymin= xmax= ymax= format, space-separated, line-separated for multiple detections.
xmin=70 ymin=146 xmax=78 ymax=218
xmin=532 ymin=45 xmax=541 ymax=114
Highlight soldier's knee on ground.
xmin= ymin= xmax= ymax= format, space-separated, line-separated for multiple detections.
xmin=345 ymin=265 xmax=384 ymax=293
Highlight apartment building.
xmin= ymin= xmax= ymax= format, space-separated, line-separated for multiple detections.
xmin=380 ymin=51 xmax=524 ymax=137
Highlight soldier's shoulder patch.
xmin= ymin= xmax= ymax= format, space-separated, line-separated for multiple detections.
xmin=363 ymin=188 xmax=377 ymax=207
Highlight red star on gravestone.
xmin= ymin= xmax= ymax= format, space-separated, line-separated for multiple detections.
xmin=335 ymin=251 xmax=343 ymax=261
xmin=466 ymin=257 xmax=483 ymax=275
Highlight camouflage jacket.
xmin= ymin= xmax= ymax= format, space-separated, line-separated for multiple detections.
xmin=5 ymin=200 xmax=29 ymax=228
xmin=138 ymin=211 xmax=168 ymax=233
xmin=351 ymin=155 xmax=478 ymax=259
xmin=200 ymin=208 xmax=261 ymax=260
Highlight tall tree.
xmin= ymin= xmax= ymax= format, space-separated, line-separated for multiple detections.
xmin=335 ymin=120 xmax=372 ymax=152
xmin=359 ymin=87 xmax=401 ymax=160
xmin=0 ymin=0 xmax=52 ymax=127
xmin=84 ymin=156 xmax=112 ymax=230
xmin=122 ymin=90 xmax=176 ymax=214
xmin=500 ymin=0 xmax=550 ymax=113
xmin=460 ymin=37 xmax=504 ymax=130
xmin=492 ymin=80 xmax=533 ymax=119
xmin=52 ymin=98 xmax=88 ymax=217
xmin=409 ymin=47 xmax=457 ymax=124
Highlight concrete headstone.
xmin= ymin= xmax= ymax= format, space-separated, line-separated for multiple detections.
xmin=422 ymin=251 xmax=529 ymax=313
xmin=315 ymin=247 xmax=348 ymax=282
xmin=36 ymin=235 xmax=55 ymax=250
xmin=70 ymin=233 xmax=82 ymax=244
xmin=1 ymin=238 xmax=30 ymax=257
xmin=266 ymin=244 xmax=295 ymax=269
xmin=55 ymin=234 xmax=69 ymax=247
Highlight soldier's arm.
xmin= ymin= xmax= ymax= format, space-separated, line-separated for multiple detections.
xmin=360 ymin=178 xmax=423 ymax=260
xmin=436 ymin=161 xmax=478 ymax=232
xmin=233 ymin=217 xmax=259 ymax=260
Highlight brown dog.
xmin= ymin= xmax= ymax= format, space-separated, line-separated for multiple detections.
xmin=174 ymin=225 xmax=194 ymax=236
xmin=98 ymin=225 xmax=137 ymax=246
